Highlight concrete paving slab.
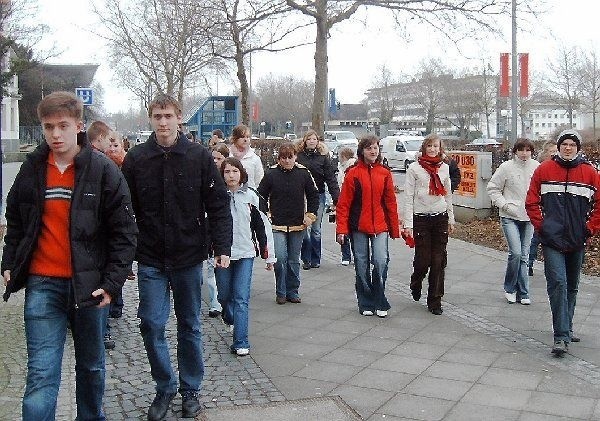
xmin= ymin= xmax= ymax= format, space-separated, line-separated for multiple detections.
xmin=319 ymin=347 xmax=387 ymax=368
xmin=294 ymin=361 xmax=363 ymax=384
xmin=443 ymin=402 xmax=520 ymax=421
xmin=346 ymin=368 xmax=415 ymax=392
xmin=461 ymin=383 xmax=532 ymax=410
xmin=330 ymin=384 xmax=395 ymax=419
xmin=526 ymin=390 xmax=596 ymax=419
xmin=377 ymin=392 xmax=456 ymax=420
xmin=478 ymin=367 xmax=544 ymax=390
xmin=269 ymin=376 xmax=338 ymax=400
xmin=423 ymin=361 xmax=487 ymax=382
xmin=369 ymin=354 xmax=435 ymax=375
xmin=201 ymin=396 xmax=361 ymax=420
xmin=403 ymin=375 xmax=472 ymax=401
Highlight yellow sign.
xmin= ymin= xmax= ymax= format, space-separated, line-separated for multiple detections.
xmin=450 ymin=153 xmax=477 ymax=197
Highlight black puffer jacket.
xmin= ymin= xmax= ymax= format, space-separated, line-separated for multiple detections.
xmin=296 ymin=148 xmax=340 ymax=203
xmin=2 ymin=134 xmax=138 ymax=306
xmin=122 ymin=132 xmax=232 ymax=270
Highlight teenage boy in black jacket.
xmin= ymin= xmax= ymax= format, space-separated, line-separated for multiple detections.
xmin=2 ymin=91 xmax=137 ymax=420
xmin=122 ymin=93 xmax=232 ymax=420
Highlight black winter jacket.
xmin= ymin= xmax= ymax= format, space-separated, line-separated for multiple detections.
xmin=122 ymin=132 xmax=232 ymax=270
xmin=296 ymin=149 xmax=340 ymax=203
xmin=2 ymin=134 xmax=138 ymax=306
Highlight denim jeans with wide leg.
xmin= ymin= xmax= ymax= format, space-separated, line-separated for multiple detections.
xmin=351 ymin=231 xmax=391 ymax=313
xmin=543 ymin=246 xmax=585 ymax=342
xmin=410 ymin=213 xmax=449 ymax=311
xmin=137 ymin=263 xmax=204 ymax=395
xmin=500 ymin=217 xmax=533 ymax=300
xmin=204 ymin=258 xmax=222 ymax=312
xmin=273 ymin=230 xmax=304 ymax=299
xmin=301 ymin=193 xmax=326 ymax=266
xmin=23 ymin=275 xmax=107 ymax=421
xmin=215 ymin=257 xmax=254 ymax=350
xmin=528 ymin=232 xmax=541 ymax=269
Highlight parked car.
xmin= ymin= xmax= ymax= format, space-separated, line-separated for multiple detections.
xmin=380 ymin=135 xmax=424 ymax=171
xmin=323 ymin=130 xmax=358 ymax=157
xmin=135 ymin=131 xmax=153 ymax=146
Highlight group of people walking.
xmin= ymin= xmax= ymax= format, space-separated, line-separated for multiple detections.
xmin=2 ymin=89 xmax=599 ymax=421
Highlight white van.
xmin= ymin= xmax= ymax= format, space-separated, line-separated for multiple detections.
xmin=380 ymin=135 xmax=424 ymax=171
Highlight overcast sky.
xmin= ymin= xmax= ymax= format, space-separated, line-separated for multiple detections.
xmin=34 ymin=0 xmax=598 ymax=113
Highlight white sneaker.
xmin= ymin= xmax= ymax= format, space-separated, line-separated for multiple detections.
xmin=341 ymin=260 xmax=350 ymax=266
xmin=236 ymin=348 xmax=249 ymax=356
xmin=520 ymin=298 xmax=531 ymax=305
xmin=505 ymin=292 xmax=517 ymax=304
xmin=376 ymin=310 xmax=388 ymax=318
xmin=360 ymin=310 xmax=374 ymax=316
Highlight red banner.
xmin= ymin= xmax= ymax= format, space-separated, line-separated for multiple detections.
xmin=499 ymin=53 xmax=510 ymax=98
xmin=519 ymin=53 xmax=529 ymax=98
xmin=251 ymin=102 xmax=259 ymax=122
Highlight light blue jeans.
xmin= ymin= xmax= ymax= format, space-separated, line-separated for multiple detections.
xmin=204 ymin=258 xmax=222 ymax=312
xmin=543 ymin=246 xmax=584 ymax=342
xmin=273 ymin=230 xmax=304 ymax=299
xmin=215 ymin=257 xmax=254 ymax=350
xmin=350 ymin=231 xmax=391 ymax=312
xmin=500 ymin=217 xmax=533 ymax=300
xmin=301 ymin=193 xmax=326 ymax=266
xmin=23 ymin=276 xmax=107 ymax=421
xmin=137 ymin=263 xmax=204 ymax=394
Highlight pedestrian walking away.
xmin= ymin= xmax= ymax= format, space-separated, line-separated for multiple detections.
xmin=1 ymin=91 xmax=137 ymax=420
xmin=216 ymin=157 xmax=276 ymax=356
xmin=122 ymin=93 xmax=232 ymax=420
xmin=487 ymin=138 xmax=539 ymax=305
xmin=526 ymin=129 xmax=600 ymax=356
xmin=258 ymin=142 xmax=319 ymax=305
xmin=296 ymin=129 xmax=340 ymax=270
xmin=403 ymin=134 xmax=454 ymax=316
xmin=336 ymin=135 xmax=401 ymax=318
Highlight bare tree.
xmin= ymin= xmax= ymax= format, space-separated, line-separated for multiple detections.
xmin=478 ymin=62 xmax=497 ymax=139
xmin=579 ymin=45 xmax=600 ymax=139
xmin=94 ymin=0 xmax=221 ymax=106
xmin=371 ymin=64 xmax=399 ymax=125
xmin=546 ymin=46 xmax=581 ymax=128
xmin=410 ymin=58 xmax=450 ymax=134
xmin=206 ymin=0 xmax=312 ymax=125
xmin=286 ymin=0 xmax=515 ymax=136
xmin=254 ymin=73 xmax=312 ymax=133
xmin=440 ymin=72 xmax=483 ymax=140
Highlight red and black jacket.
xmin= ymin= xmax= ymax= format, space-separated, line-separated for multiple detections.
xmin=526 ymin=155 xmax=600 ymax=252
xmin=336 ymin=159 xmax=400 ymax=238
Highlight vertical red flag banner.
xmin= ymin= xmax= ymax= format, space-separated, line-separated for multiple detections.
xmin=519 ymin=53 xmax=529 ymax=98
xmin=251 ymin=102 xmax=259 ymax=122
xmin=499 ymin=53 xmax=510 ymax=98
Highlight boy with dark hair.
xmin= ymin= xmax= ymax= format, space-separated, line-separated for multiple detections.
xmin=2 ymin=91 xmax=137 ymax=419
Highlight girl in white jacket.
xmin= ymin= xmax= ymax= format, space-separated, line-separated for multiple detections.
xmin=487 ymin=139 xmax=539 ymax=305
xmin=215 ymin=157 xmax=276 ymax=356
xmin=230 ymin=124 xmax=264 ymax=188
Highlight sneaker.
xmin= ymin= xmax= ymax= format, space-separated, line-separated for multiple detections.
xmin=411 ymin=288 xmax=421 ymax=301
xmin=181 ymin=391 xmax=201 ymax=418
xmin=376 ymin=310 xmax=388 ymax=318
xmin=551 ymin=340 xmax=568 ymax=356
xmin=276 ymin=296 xmax=286 ymax=304
xmin=429 ymin=308 xmax=443 ymax=316
xmin=520 ymin=298 xmax=531 ymax=305
xmin=571 ymin=335 xmax=581 ymax=343
xmin=236 ymin=348 xmax=250 ymax=356
xmin=148 ymin=391 xmax=176 ymax=421
xmin=310 ymin=263 xmax=320 ymax=268
xmin=208 ymin=309 xmax=221 ymax=318
xmin=505 ymin=292 xmax=517 ymax=304
xmin=286 ymin=297 xmax=301 ymax=303
xmin=302 ymin=262 xmax=311 ymax=270
xmin=104 ymin=332 xmax=115 ymax=350
xmin=341 ymin=260 xmax=350 ymax=266
xmin=360 ymin=310 xmax=374 ymax=316
xmin=528 ymin=266 xmax=534 ymax=276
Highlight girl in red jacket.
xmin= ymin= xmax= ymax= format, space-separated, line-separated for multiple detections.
xmin=336 ymin=135 xmax=401 ymax=317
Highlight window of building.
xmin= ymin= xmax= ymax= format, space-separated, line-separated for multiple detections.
xmin=542 ymin=123 xmax=546 ymax=127
xmin=554 ymin=114 xmax=558 ymax=118
xmin=554 ymin=123 xmax=558 ymax=127
xmin=573 ymin=114 xmax=577 ymax=118
xmin=535 ymin=122 xmax=539 ymax=127
xmin=574 ymin=123 xmax=577 ymax=128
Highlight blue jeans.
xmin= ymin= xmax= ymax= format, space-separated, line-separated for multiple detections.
xmin=301 ymin=193 xmax=326 ymax=265
xmin=273 ymin=230 xmax=304 ymax=299
xmin=529 ymin=232 xmax=541 ymax=268
xmin=137 ymin=263 xmax=204 ymax=394
xmin=215 ymin=258 xmax=254 ymax=350
xmin=23 ymin=275 xmax=107 ymax=421
xmin=543 ymin=246 xmax=584 ymax=342
xmin=204 ymin=258 xmax=222 ymax=312
xmin=351 ymin=231 xmax=391 ymax=312
xmin=500 ymin=217 xmax=533 ymax=299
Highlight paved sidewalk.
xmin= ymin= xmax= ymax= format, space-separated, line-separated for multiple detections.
xmin=1 ymin=213 xmax=600 ymax=419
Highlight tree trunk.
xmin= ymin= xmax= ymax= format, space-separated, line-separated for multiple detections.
xmin=234 ymin=49 xmax=250 ymax=125
xmin=312 ymin=6 xmax=328 ymax=136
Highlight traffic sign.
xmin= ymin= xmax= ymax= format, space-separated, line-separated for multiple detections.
xmin=75 ymin=88 xmax=94 ymax=106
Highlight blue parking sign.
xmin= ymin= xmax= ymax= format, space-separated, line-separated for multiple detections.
xmin=76 ymin=88 xmax=94 ymax=105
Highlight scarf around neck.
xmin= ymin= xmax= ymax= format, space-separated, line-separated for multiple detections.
xmin=418 ymin=155 xmax=447 ymax=196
